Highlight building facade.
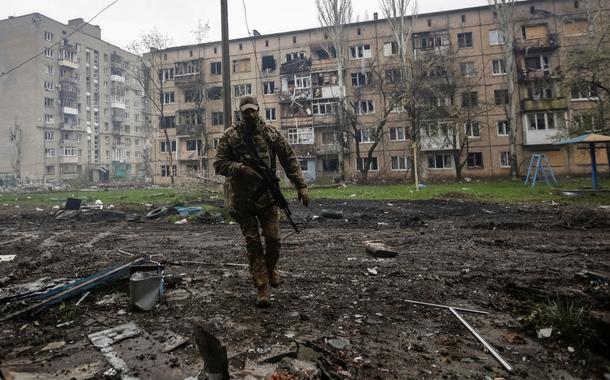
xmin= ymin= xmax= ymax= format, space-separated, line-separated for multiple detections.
xmin=0 ymin=13 xmax=147 ymax=184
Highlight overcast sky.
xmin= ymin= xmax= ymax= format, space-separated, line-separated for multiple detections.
xmin=2 ymin=0 xmax=489 ymax=50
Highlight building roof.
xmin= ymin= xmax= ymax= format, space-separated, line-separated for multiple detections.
xmin=554 ymin=133 xmax=610 ymax=145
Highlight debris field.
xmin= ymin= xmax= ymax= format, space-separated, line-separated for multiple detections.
xmin=1 ymin=198 xmax=609 ymax=379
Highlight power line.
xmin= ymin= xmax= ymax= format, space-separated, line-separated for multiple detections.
xmin=0 ymin=0 xmax=120 ymax=80
xmin=241 ymin=0 xmax=269 ymax=112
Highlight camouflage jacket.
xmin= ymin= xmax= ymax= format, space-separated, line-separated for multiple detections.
xmin=213 ymin=116 xmax=306 ymax=211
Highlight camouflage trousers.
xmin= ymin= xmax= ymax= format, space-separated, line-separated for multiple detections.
xmin=235 ymin=205 xmax=280 ymax=288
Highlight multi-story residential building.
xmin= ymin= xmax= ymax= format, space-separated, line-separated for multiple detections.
xmin=0 ymin=13 xmax=147 ymax=184
xmin=147 ymin=0 xmax=608 ymax=185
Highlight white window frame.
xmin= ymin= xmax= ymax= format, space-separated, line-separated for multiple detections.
xmin=45 ymin=131 xmax=54 ymax=140
xmin=45 ymin=148 xmax=56 ymax=157
xmin=312 ymin=100 xmax=336 ymax=115
xmin=489 ymin=29 xmax=505 ymax=45
xmin=265 ymin=108 xmax=276 ymax=121
xmin=492 ymin=59 xmax=506 ymax=75
xmin=497 ymin=120 xmax=508 ymax=136
xmin=460 ymin=61 xmax=476 ymax=77
xmin=287 ymin=127 xmax=314 ymax=144
xmin=499 ymin=151 xmax=510 ymax=168
xmin=263 ymin=81 xmax=275 ymax=95
xmin=355 ymin=100 xmax=375 ymax=115
xmin=526 ymin=112 xmax=558 ymax=131
xmin=44 ymin=114 xmax=54 ymax=124
xmin=467 ymin=152 xmax=484 ymax=169
xmin=295 ymin=75 xmax=311 ymax=89
xmin=383 ymin=41 xmax=398 ymax=56
xmin=356 ymin=128 xmax=375 ymax=143
xmin=391 ymin=155 xmax=410 ymax=171
xmin=465 ymin=121 xmax=480 ymax=137
xmin=161 ymin=91 xmax=175 ymax=104
xmin=349 ymin=44 xmax=372 ymax=59
xmin=351 ymin=72 xmax=370 ymax=87
xmin=428 ymin=153 xmax=453 ymax=169
xmin=44 ymin=48 xmax=54 ymax=58
xmin=457 ymin=32 xmax=473 ymax=48
xmin=571 ymin=83 xmax=599 ymax=100
xmin=233 ymin=83 xmax=252 ymax=97
xmin=44 ymin=31 xmax=53 ymax=42
xmin=356 ymin=156 xmax=379 ymax=171
xmin=62 ymin=147 xmax=78 ymax=156
xmin=44 ymin=81 xmax=54 ymax=91
xmin=160 ymin=140 xmax=177 ymax=153
xmin=389 ymin=127 xmax=406 ymax=141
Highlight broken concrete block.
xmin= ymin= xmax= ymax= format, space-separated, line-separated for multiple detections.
xmin=363 ymin=241 xmax=399 ymax=258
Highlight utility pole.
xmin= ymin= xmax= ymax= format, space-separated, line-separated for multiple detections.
xmin=221 ymin=0 xmax=232 ymax=207
xmin=221 ymin=0 xmax=231 ymax=130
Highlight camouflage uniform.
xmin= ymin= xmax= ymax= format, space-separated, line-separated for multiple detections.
xmin=214 ymin=115 xmax=307 ymax=301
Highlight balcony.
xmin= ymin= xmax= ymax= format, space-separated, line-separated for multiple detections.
xmin=59 ymin=122 xmax=78 ymax=130
xmin=280 ymin=116 xmax=312 ymax=128
xmin=518 ymin=69 xmax=559 ymax=82
xmin=420 ymin=134 xmax=457 ymax=152
xmin=174 ymin=73 xmax=200 ymax=88
xmin=278 ymin=88 xmax=312 ymax=103
xmin=111 ymin=98 xmax=126 ymax=109
xmin=111 ymin=111 xmax=126 ymax=122
xmin=176 ymin=124 xmax=203 ymax=136
xmin=178 ymin=149 xmax=202 ymax=161
xmin=58 ymin=59 xmax=79 ymax=70
xmin=59 ymin=75 xmax=78 ymax=85
xmin=111 ymin=74 xmax=125 ymax=83
xmin=280 ymin=58 xmax=312 ymax=75
xmin=292 ymin=144 xmax=316 ymax=157
xmin=523 ymin=127 xmax=559 ymax=146
xmin=313 ymin=85 xmax=340 ymax=99
xmin=59 ymin=155 xmax=79 ymax=164
xmin=59 ymin=90 xmax=77 ymax=100
xmin=62 ymin=106 xmax=79 ymax=115
xmin=315 ymin=143 xmax=340 ymax=155
xmin=514 ymin=33 xmax=560 ymax=52
xmin=521 ymin=98 xmax=568 ymax=112
xmin=312 ymin=113 xmax=337 ymax=127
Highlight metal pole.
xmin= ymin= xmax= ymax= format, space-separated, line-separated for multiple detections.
xmin=589 ymin=142 xmax=598 ymax=190
xmin=449 ymin=307 xmax=513 ymax=372
xmin=221 ymin=0 xmax=231 ymax=130
xmin=404 ymin=299 xmax=488 ymax=315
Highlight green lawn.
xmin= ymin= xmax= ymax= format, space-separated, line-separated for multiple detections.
xmin=1 ymin=176 xmax=610 ymax=210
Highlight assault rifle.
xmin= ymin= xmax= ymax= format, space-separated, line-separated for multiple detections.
xmin=241 ymin=136 xmax=300 ymax=233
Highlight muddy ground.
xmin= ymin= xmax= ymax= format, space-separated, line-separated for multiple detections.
xmin=1 ymin=198 xmax=609 ymax=379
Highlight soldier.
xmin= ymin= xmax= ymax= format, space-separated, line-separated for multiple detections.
xmin=214 ymin=95 xmax=309 ymax=307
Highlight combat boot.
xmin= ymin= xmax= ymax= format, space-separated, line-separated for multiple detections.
xmin=269 ymin=268 xmax=283 ymax=288
xmin=255 ymin=283 xmax=271 ymax=308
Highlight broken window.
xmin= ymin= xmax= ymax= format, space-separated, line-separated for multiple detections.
xmin=233 ymin=84 xmax=252 ymax=97
xmin=522 ymin=24 xmax=548 ymax=40
xmin=457 ymin=32 xmax=473 ymax=48
xmin=351 ymin=72 xmax=370 ymax=87
xmin=174 ymin=60 xmax=200 ymax=76
xmin=232 ymin=58 xmax=251 ymax=73
xmin=383 ymin=41 xmax=399 ymax=56
xmin=286 ymin=51 xmax=305 ymax=62
xmin=461 ymin=91 xmax=478 ymax=107
xmin=261 ymin=55 xmax=276 ymax=71
xmin=488 ymin=30 xmax=505 ymax=45
xmin=349 ymin=44 xmax=372 ymax=59
xmin=179 ymin=110 xmax=202 ymax=125
xmin=184 ymin=89 xmax=202 ymax=103
xmin=386 ymin=68 xmax=403 ymax=83
xmin=207 ymin=86 xmax=222 ymax=100
xmin=263 ymin=81 xmax=275 ymax=95
xmin=287 ymin=127 xmax=314 ymax=144
xmin=494 ymin=89 xmax=509 ymax=105
xmin=413 ymin=32 xmax=450 ymax=50
xmin=467 ymin=152 xmax=484 ymax=168
xmin=527 ymin=84 xmax=553 ymax=100
xmin=460 ymin=61 xmax=476 ymax=77
xmin=186 ymin=139 xmax=202 ymax=151
xmin=356 ymin=128 xmax=375 ymax=143
xmin=465 ymin=121 xmax=481 ymax=137
xmin=322 ymin=131 xmax=336 ymax=144
xmin=313 ymin=100 xmax=336 ymax=115
xmin=322 ymin=158 xmax=338 ymax=172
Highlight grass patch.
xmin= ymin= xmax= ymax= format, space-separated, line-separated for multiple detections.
xmin=523 ymin=297 xmax=596 ymax=345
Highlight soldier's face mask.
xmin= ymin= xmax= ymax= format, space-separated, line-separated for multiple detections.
xmin=242 ymin=108 xmax=259 ymax=123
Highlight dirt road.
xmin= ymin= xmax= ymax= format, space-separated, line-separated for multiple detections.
xmin=1 ymin=198 xmax=609 ymax=379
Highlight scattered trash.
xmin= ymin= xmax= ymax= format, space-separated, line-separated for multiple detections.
xmin=174 ymin=218 xmax=188 ymax=225
xmin=65 ymin=197 xmax=82 ymax=210
xmin=567 ymin=346 xmax=575 ymax=353
xmin=0 ymin=255 xmax=16 ymax=262
xmin=146 ymin=206 xmax=168 ymax=220
xmin=363 ymin=241 xmax=399 ymax=258
xmin=193 ymin=323 xmax=230 ymax=380
xmin=538 ymin=327 xmax=553 ymax=338
xmin=35 ymin=207 xmax=43 ymax=212
xmin=575 ymin=270 xmax=608 ymax=282
xmin=404 ymin=299 xmax=488 ymax=315
xmin=377 ymin=222 xmax=389 ymax=226
xmin=175 ymin=206 xmax=202 ymax=216
xmin=320 ymin=209 xmax=344 ymax=219
xmin=2 ymin=257 xmax=146 ymax=321
xmin=129 ymin=271 xmax=164 ymax=311
xmin=449 ymin=307 xmax=512 ymax=372
xmin=366 ymin=267 xmax=378 ymax=276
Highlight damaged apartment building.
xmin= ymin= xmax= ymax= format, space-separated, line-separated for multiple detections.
xmin=149 ymin=0 xmax=608 ymax=185
xmin=0 ymin=14 xmax=147 ymax=185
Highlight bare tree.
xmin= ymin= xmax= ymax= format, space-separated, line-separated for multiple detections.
xmin=343 ymin=61 xmax=409 ymax=181
xmin=492 ymin=0 xmax=519 ymax=180
xmin=316 ymin=0 xmax=353 ymax=181
xmin=9 ymin=120 xmax=22 ymax=182
xmin=379 ymin=0 xmax=425 ymax=187
xmin=126 ymin=29 xmax=176 ymax=185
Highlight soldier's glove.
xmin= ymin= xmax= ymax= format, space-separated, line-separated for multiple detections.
xmin=297 ymin=186 xmax=309 ymax=207
xmin=240 ymin=165 xmax=261 ymax=181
